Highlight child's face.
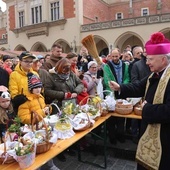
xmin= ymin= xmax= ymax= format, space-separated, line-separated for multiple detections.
xmin=83 ymin=87 xmax=87 ymax=92
xmin=0 ymin=100 xmax=10 ymax=109
xmin=32 ymin=87 xmax=42 ymax=95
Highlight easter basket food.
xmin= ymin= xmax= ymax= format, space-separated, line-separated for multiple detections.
xmin=25 ymin=112 xmax=57 ymax=154
xmin=15 ymin=141 xmax=36 ymax=169
xmin=53 ymin=103 xmax=77 ymax=139
xmin=134 ymin=100 xmax=143 ymax=116
xmin=79 ymin=95 xmax=102 ymax=121
xmin=43 ymin=103 xmax=60 ymax=127
xmin=0 ymin=132 xmax=19 ymax=164
xmin=71 ymin=112 xmax=93 ymax=131
xmin=101 ymin=90 xmax=116 ymax=111
xmin=54 ymin=117 xmax=75 ymax=139
xmin=100 ymin=100 xmax=109 ymax=116
xmin=115 ymin=99 xmax=133 ymax=115
xmin=62 ymin=100 xmax=80 ymax=119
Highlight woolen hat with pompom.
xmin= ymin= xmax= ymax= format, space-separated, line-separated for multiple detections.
xmin=145 ymin=32 xmax=170 ymax=55
xmin=27 ymin=73 xmax=42 ymax=91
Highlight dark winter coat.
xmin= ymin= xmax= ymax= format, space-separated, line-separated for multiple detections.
xmin=117 ymin=71 xmax=170 ymax=170
xmin=0 ymin=67 xmax=9 ymax=88
xmin=44 ymin=71 xmax=84 ymax=106
xmin=131 ymin=57 xmax=151 ymax=83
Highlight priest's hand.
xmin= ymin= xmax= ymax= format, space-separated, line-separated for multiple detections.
xmin=109 ymin=81 xmax=120 ymax=91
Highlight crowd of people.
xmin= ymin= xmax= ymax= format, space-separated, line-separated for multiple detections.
xmin=0 ymin=31 xmax=170 ymax=169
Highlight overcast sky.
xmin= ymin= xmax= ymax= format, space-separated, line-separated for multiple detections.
xmin=0 ymin=0 xmax=6 ymax=12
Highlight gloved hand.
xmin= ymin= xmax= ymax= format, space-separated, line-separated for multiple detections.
xmin=12 ymin=94 xmax=28 ymax=109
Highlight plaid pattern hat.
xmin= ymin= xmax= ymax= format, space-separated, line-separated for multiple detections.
xmin=19 ymin=51 xmax=36 ymax=61
xmin=27 ymin=73 xmax=42 ymax=91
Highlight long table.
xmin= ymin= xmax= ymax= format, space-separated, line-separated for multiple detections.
xmin=0 ymin=114 xmax=111 ymax=170
xmin=111 ymin=112 xmax=142 ymax=119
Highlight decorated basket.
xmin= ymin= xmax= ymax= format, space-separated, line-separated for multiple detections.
xmin=31 ymin=112 xmax=53 ymax=154
xmin=134 ymin=106 xmax=142 ymax=116
xmin=115 ymin=100 xmax=133 ymax=115
xmin=0 ymin=132 xmax=16 ymax=164
xmin=16 ymin=143 xmax=36 ymax=169
xmin=134 ymin=101 xmax=143 ymax=116
xmin=54 ymin=118 xmax=75 ymax=139
xmin=100 ymin=100 xmax=109 ymax=117
xmin=79 ymin=95 xmax=102 ymax=120
xmin=52 ymin=102 xmax=75 ymax=139
xmin=71 ymin=112 xmax=92 ymax=131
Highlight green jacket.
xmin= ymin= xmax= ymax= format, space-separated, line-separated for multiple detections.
xmin=103 ymin=60 xmax=130 ymax=92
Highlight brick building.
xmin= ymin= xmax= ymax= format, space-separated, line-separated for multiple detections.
xmin=0 ymin=0 xmax=170 ymax=55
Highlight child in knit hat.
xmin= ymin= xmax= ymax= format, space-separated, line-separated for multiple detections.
xmin=17 ymin=73 xmax=59 ymax=170
xmin=17 ymin=73 xmax=49 ymax=125
xmin=0 ymin=85 xmax=16 ymax=142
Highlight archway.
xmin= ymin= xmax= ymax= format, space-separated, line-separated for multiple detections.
xmin=0 ymin=47 xmax=6 ymax=51
xmin=53 ymin=39 xmax=71 ymax=53
xmin=115 ymin=32 xmax=145 ymax=52
xmin=14 ymin=45 xmax=26 ymax=51
xmin=93 ymin=35 xmax=108 ymax=56
xmin=160 ymin=28 xmax=170 ymax=39
xmin=31 ymin=42 xmax=47 ymax=52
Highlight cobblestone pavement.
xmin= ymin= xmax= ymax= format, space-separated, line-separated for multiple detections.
xmin=51 ymin=138 xmax=138 ymax=170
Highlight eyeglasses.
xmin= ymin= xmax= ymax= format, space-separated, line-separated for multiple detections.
xmin=22 ymin=60 xmax=33 ymax=64
xmin=62 ymin=66 xmax=71 ymax=74
xmin=111 ymin=56 xmax=119 ymax=58
xmin=90 ymin=67 xmax=97 ymax=69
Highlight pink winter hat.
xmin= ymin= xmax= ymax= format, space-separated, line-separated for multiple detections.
xmin=145 ymin=32 xmax=170 ymax=55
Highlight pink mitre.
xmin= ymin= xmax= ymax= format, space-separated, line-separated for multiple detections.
xmin=145 ymin=32 xmax=170 ymax=55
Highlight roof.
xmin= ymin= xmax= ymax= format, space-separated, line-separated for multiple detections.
xmin=0 ymin=50 xmax=67 ymax=58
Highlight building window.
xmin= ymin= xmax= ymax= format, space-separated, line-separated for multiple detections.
xmin=116 ymin=13 xmax=123 ymax=20
xmin=51 ymin=2 xmax=60 ymax=21
xmin=141 ymin=8 xmax=149 ymax=16
xmin=19 ymin=11 xmax=24 ymax=27
xmin=2 ymin=34 xmax=6 ymax=39
xmin=31 ymin=6 xmax=42 ymax=24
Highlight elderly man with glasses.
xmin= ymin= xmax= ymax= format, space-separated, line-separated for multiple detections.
xmin=109 ymin=32 xmax=170 ymax=170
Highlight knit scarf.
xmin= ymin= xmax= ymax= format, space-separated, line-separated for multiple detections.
xmin=136 ymin=64 xmax=170 ymax=170
xmin=111 ymin=60 xmax=123 ymax=84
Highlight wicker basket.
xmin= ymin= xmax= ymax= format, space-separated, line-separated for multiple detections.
xmin=31 ymin=112 xmax=53 ymax=154
xmin=115 ymin=102 xmax=133 ymax=115
xmin=101 ymin=109 xmax=109 ymax=117
xmin=72 ymin=112 xmax=92 ymax=131
xmin=100 ymin=100 xmax=109 ymax=117
xmin=134 ymin=107 xmax=142 ymax=116
xmin=0 ymin=132 xmax=16 ymax=164
xmin=79 ymin=95 xmax=102 ymax=120
xmin=134 ymin=100 xmax=143 ymax=116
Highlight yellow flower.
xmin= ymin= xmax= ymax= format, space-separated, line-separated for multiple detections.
xmin=63 ymin=103 xmax=73 ymax=115
xmin=92 ymin=96 xmax=102 ymax=104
